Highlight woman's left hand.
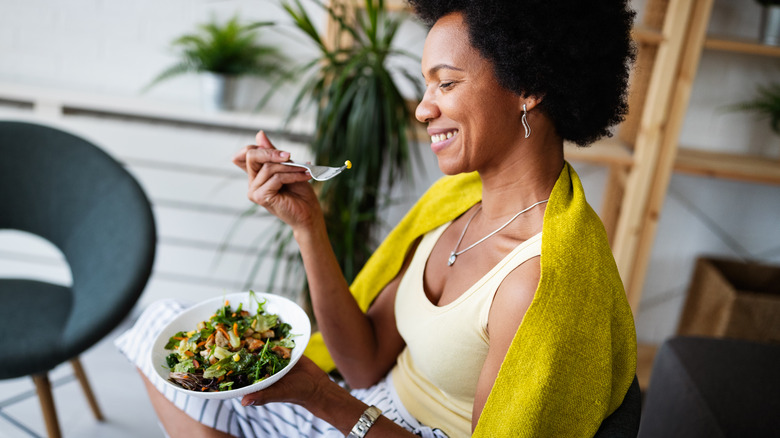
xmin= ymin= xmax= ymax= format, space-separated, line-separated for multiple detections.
xmin=240 ymin=356 xmax=332 ymax=408
xmin=241 ymin=357 xmax=416 ymax=437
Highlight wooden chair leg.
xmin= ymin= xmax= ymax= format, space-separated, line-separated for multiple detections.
xmin=70 ymin=357 xmax=104 ymax=421
xmin=32 ymin=374 xmax=62 ymax=438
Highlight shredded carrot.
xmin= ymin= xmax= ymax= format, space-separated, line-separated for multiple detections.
xmin=232 ymin=312 xmax=236 ymax=317
xmin=217 ymin=326 xmax=230 ymax=340
xmin=184 ymin=350 xmax=194 ymax=357
xmin=233 ymin=322 xmax=239 ymax=337
xmin=173 ymin=336 xmax=187 ymax=341
xmin=201 ymin=387 xmax=207 ymax=392
xmin=227 ymin=370 xmax=234 ymax=376
xmin=196 ymin=340 xmax=208 ymax=348
xmin=225 ymin=300 xmax=230 ymax=306
xmin=218 ymin=376 xmax=224 ymax=382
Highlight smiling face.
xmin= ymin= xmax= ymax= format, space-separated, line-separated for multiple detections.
xmin=417 ymin=12 xmax=529 ymax=175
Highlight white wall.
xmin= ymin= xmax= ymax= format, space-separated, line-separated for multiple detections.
xmin=0 ymin=0 xmax=315 ymax=114
xmin=0 ymin=0 xmax=778 ymax=346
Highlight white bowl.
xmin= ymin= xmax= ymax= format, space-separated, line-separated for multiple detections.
xmin=149 ymin=292 xmax=311 ymax=400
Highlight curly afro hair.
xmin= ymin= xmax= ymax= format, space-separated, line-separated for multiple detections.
xmin=407 ymin=0 xmax=636 ymax=146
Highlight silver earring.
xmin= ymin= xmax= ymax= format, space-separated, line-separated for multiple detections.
xmin=522 ymin=104 xmax=531 ymax=138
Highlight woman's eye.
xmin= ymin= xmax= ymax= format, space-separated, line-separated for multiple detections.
xmin=439 ymin=81 xmax=455 ymax=90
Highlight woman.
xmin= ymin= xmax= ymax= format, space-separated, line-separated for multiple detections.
xmin=117 ymin=1 xmax=637 ymax=437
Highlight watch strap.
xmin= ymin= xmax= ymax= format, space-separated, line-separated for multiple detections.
xmin=347 ymin=405 xmax=382 ymax=438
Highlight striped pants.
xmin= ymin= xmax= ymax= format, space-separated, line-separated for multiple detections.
xmin=115 ymin=299 xmax=449 ymax=438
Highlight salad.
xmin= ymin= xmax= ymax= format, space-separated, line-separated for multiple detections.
xmin=163 ymin=292 xmax=296 ymax=392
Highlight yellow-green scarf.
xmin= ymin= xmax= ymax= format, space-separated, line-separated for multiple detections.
xmin=305 ymin=163 xmax=637 ymax=437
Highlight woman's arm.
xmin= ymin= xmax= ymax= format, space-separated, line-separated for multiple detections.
xmin=241 ymin=356 xmax=415 ymax=437
xmin=471 ymin=257 xmax=541 ymax=431
xmin=294 ymin=221 xmax=410 ymax=387
xmin=233 ymin=131 xmax=406 ymax=388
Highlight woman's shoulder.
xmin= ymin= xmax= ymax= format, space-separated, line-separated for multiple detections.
xmin=490 ymin=255 xmax=541 ymax=327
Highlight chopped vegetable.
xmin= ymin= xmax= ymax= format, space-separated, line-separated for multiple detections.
xmin=164 ymin=291 xmax=296 ymax=392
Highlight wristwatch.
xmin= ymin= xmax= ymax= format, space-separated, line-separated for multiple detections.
xmin=347 ymin=405 xmax=383 ymax=438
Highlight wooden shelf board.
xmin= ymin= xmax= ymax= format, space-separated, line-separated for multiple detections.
xmin=637 ymin=342 xmax=659 ymax=390
xmin=385 ymin=0 xmax=410 ymax=12
xmin=350 ymin=0 xmax=409 ymax=12
xmin=564 ymin=138 xmax=634 ymax=167
xmin=704 ymin=34 xmax=780 ymax=57
xmin=632 ymin=25 xmax=664 ymax=45
xmin=674 ymin=147 xmax=780 ymax=185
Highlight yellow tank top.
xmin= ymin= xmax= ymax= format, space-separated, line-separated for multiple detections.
xmin=391 ymin=222 xmax=543 ymax=438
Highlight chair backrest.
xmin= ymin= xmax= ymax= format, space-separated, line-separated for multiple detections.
xmin=0 ymin=120 xmax=156 ymax=354
xmin=594 ymin=375 xmax=641 ymax=438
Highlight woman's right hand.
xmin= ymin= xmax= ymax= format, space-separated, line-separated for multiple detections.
xmin=233 ymin=131 xmax=323 ymax=231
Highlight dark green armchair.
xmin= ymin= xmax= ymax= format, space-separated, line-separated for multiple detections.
xmin=0 ymin=121 xmax=156 ymax=437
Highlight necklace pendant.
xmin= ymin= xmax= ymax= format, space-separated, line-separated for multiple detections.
xmin=448 ymin=252 xmax=457 ymax=267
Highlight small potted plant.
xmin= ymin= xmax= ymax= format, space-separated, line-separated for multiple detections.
xmin=731 ymin=82 xmax=780 ymax=136
xmin=144 ymin=15 xmax=287 ymax=111
xmin=758 ymin=0 xmax=780 ymax=46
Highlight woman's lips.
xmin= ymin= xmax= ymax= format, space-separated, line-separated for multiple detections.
xmin=429 ymin=129 xmax=458 ymax=153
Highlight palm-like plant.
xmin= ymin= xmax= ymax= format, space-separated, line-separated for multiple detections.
xmin=731 ymin=82 xmax=780 ymax=135
xmin=144 ymin=15 xmax=287 ymax=91
xmin=246 ymin=0 xmax=423 ymax=297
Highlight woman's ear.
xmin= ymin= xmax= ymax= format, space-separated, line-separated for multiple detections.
xmin=521 ymin=95 xmax=543 ymax=112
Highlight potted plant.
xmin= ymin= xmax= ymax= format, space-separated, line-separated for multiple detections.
xmin=144 ymin=15 xmax=287 ymax=111
xmin=238 ymin=0 xmax=423 ymax=298
xmin=757 ymin=0 xmax=780 ymax=46
xmin=730 ymin=82 xmax=780 ymax=136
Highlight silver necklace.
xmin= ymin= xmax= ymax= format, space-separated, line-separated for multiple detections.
xmin=448 ymin=199 xmax=549 ymax=267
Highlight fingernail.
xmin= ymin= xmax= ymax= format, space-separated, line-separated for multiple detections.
xmin=280 ymin=151 xmax=290 ymax=159
xmin=242 ymin=399 xmax=254 ymax=407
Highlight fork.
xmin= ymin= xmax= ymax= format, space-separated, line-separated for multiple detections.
xmin=280 ymin=160 xmax=351 ymax=181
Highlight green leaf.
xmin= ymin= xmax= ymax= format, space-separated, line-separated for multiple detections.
xmin=173 ymin=358 xmax=196 ymax=373
xmin=165 ymin=353 xmax=180 ymax=369
xmin=727 ymin=82 xmax=780 ymax=135
xmin=142 ymin=14 xmax=288 ymax=92
xmin=164 ymin=331 xmax=187 ymax=350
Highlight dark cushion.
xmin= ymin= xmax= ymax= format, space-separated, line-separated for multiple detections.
xmin=0 ymin=280 xmax=74 ymax=377
xmin=0 ymin=121 xmax=156 ymax=379
xmin=638 ymin=336 xmax=780 ymax=438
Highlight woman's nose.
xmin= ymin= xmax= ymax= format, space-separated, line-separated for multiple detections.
xmin=415 ymin=88 xmax=440 ymax=123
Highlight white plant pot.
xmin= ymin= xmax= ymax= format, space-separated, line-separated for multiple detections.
xmin=200 ymin=73 xmax=239 ymax=112
xmin=760 ymin=5 xmax=780 ymax=46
